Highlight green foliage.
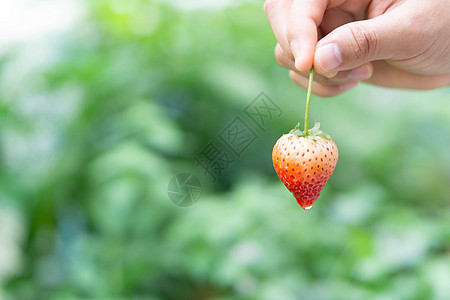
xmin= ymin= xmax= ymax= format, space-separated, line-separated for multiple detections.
xmin=0 ymin=1 xmax=449 ymax=299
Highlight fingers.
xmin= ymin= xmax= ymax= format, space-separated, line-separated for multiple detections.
xmin=265 ymin=0 xmax=337 ymax=71
xmin=313 ymin=11 xmax=410 ymax=75
xmin=367 ymin=61 xmax=450 ymax=90
xmin=265 ymin=0 xmax=353 ymax=73
xmin=264 ymin=0 xmax=294 ymax=59
xmin=289 ymin=71 xmax=360 ymax=97
xmin=275 ymin=44 xmax=372 ymax=86
xmin=286 ymin=0 xmax=328 ymax=71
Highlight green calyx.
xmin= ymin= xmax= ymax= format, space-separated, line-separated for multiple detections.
xmin=289 ymin=121 xmax=331 ymax=141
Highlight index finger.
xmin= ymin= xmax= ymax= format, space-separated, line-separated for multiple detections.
xmin=287 ymin=0 xmax=337 ymax=71
xmin=264 ymin=0 xmax=295 ymax=59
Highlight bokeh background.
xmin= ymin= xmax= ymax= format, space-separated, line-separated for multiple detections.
xmin=0 ymin=0 xmax=449 ymax=299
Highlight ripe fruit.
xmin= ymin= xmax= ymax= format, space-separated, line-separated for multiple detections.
xmin=272 ymin=122 xmax=338 ymax=210
xmin=272 ymin=68 xmax=338 ymax=210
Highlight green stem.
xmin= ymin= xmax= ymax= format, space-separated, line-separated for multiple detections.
xmin=304 ymin=68 xmax=314 ymax=133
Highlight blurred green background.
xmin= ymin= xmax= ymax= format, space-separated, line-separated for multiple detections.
xmin=0 ymin=0 xmax=449 ymax=299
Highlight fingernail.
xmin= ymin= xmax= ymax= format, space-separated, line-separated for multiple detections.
xmin=348 ymin=65 xmax=372 ymax=80
xmin=339 ymin=81 xmax=359 ymax=91
xmin=290 ymin=40 xmax=302 ymax=69
xmin=316 ymin=43 xmax=342 ymax=72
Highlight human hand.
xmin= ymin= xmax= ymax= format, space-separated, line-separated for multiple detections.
xmin=264 ymin=0 xmax=450 ymax=97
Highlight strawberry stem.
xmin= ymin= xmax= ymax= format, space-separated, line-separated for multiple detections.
xmin=304 ymin=68 xmax=314 ymax=134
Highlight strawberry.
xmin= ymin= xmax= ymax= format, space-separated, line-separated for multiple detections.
xmin=272 ymin=122 xmax=338 ymax=210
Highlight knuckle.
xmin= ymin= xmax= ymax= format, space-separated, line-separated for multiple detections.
xmin=346 ymin=24 xmax=377 ymax=59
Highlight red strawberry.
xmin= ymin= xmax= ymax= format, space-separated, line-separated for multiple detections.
xmin=272 ymin=122 xmax=338 ymax=210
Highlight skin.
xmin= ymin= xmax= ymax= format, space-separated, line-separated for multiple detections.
xmin=264 ymin=0 xmax=450 ymax=97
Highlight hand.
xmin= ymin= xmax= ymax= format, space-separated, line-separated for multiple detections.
xmin=264 ymin=0 xmax=450 ymax=97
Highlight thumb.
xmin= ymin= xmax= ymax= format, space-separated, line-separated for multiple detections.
xmin=313 ymin=15 xmax=405 ymax=75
